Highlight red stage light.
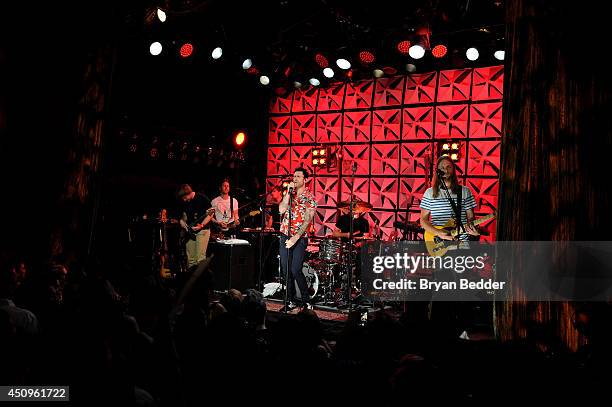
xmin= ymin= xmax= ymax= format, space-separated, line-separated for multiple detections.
xmin=246 ymin=66 xmax=259 ymax=75
xmin=397 ymin=40 xmax=411 ymax=54
xmin=234 ymin=132 xmax=246 ymax=147
xmin=180 ymin=43 xmax=194 ymax=58
xmin=315 ymin=53 xmax=329 ymax=68
xmin=359 ymin=51 xmax=376 ymax=64
xmin=432 ymin=44 xmax=447 ymax=58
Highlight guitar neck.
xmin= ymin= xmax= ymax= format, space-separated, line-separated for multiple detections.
xmin=472 ymin=214 xmax=495 ymax=226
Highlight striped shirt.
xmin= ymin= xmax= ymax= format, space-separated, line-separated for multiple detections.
xmin=420 ymin=185 xmax=477 ymax=241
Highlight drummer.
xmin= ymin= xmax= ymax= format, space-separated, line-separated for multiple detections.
xmin=332 ymin=206 xmax=370 ymax=243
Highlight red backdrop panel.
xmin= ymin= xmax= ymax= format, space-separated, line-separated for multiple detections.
xmin=314 ymin=177 xmax=340 ymax=207
xmin=469 ymin=102 xmax=503 ymax=138
xmin=314 ymin=207 xmax=338 ymax=237
xmin=371 ymin=143 xmax=400 ymax=175
xmin=268 ymin=116 xmax=291 ymax=145
xmin=437 ymin=68 xmax=472 ymax=102
xmin=366 ymin=211 xmax=395 ymax=240
xmin=472 ymin=66 xmax=504 ymax=101
xmin=402 ymin=106 xmax=434 ymax=140
xmin=341 ymin=145 xmax=370 ymax=175
xmin=404 ymin=72 xmax=437 ymax=105
xmin=267 ymin=147 xmax=291 ymax=176
xmin=372 ymin=109 xmax=401 ymax=141
xmin=340 ymin=177 xmax=369 ymax=204
xmin=291 ymin=146 xmax=315 ymax=175
xmin=370 ymin=178 xmax=399 ymax=210
xmin=269 ymin=94 xmax=293 ymax=114
xmin=291 ymin=114 xmax=316 ymax=144
xmin=373 ymin=76 xmax=405 ymax=107
xmin=399 ymin=177 xmax=428 ymax=209
xmin=317 ymin=113 xmax=342 ymax=143
xmin=292 ymin=87 xmax=319 ymax=112
xmin=400 ymin=142 xmax=432 ymax=176
xmin=345 ymin=80 xmax=374 ymax=109
xmin=343 ymin=111 xmax=371 ymax=143
xmin=317 ymin=82 xmax=345 ymax=111
xmin=466 ymin=178 xmax=499 ymax=213
xmin=467 ymin=140 xmax=501 ymax=176
xmin=435 ymin=104 xmax=469 ymax=139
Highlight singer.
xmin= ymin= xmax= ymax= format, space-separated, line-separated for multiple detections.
xmin=278 ymin=167 xmax=317 ymax=310
xmin=420 ymin=155 xmax=479 ymax=241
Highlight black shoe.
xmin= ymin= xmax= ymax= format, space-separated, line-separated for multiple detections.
xmin=302 ymin=302 xmax=314 ymax=310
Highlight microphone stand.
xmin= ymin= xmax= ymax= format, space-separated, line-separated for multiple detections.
xmin=346 ymin=163 xmax=357 ymax=311
xmin=283 ymin=188 xmax=293 ymax=313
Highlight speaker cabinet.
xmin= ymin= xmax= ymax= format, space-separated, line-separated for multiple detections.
xmin=209 ymin=242 xmax=254 ymax=291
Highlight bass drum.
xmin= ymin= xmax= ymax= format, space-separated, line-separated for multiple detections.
xmin=297 ymin=261 xmax=319 ymax=299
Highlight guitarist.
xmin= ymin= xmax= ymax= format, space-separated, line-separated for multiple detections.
xmin=420 ymin=155 xmax=480 ymax=242
xmin=177 ymin=184 xmax=213 ymax=271
xmin=211 ymin=178 xmax=240 ymax=237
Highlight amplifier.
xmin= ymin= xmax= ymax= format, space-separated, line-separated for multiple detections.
xmin=209 ymin=240 xmax=254 ymax=291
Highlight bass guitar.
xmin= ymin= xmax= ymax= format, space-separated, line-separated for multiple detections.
xmin=424 ymin=212 xmax=496 ymax=257
xmin=182 ymin=208 xmax=216 ymax=241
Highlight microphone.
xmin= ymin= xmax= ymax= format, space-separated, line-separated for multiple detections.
xmin=436 ymin=168 xmax=445 ymax=178
xmin=288 ymin=184 xmax=294 ymax=194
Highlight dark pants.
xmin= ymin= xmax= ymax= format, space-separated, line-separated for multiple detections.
xmin=279 ymin=234 xmax=309 ymax=304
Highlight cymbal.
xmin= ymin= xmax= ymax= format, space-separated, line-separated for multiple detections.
xmin=353 ymin=236 xmax=376 ymax=241
xmin=337 ymin=199 xmax=373 ymax=213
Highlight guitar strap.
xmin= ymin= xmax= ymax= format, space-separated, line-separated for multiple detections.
xmin=456 ymin=187 xmax=463 ymax=235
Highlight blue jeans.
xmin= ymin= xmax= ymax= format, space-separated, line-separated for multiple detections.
xmin=279 ymin=234 xmax=309 ymax=304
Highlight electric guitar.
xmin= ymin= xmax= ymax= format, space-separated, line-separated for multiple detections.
xmin=212 ymin=210 xmax=261 ymax=239
xmin=424 ymin=212 xmax=496 ymax=257
xmin=182 ymin=208 xmax=216 ymax=241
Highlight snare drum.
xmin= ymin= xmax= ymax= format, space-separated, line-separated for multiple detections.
xmin=318 ymin=238 xmax=344 ymax=264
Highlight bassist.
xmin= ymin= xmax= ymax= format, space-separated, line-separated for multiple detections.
xmin=177 ymin=184 xmax=213 ymax=271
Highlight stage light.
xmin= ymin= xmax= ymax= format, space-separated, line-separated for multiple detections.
xmin=442 ymin=143 xmax=450 ymax=150
xmin=373 ymin=69 xmax=384 ymax=78
xmin=405 ymin=63 xmax=416 ymax=72
xmin=313 ymin=150 xmax=319 ymax=156
xmin=246 ymin=67 xmax=259 ymax=75
xmin=397 ymin=40 xmax=411 ymax=54
xmin=211 ymin=47 xmax=223 ymax=59
xmin=179 ymin=43 xmax=194 ymax=58
xmin=242 ymin=58 xmax=253 ymax=69
xmin=157 ymin=8 xmax=167 ymax=22
xmin=494 ymin=50 xmax=505 ymax=60
xmin=336 ymin=58 xmax=351 ymax=70
xmin=259 ymin=75 xmax=270 ymax=85
xmin=309 ymin=78 xmax=320 ymax=86
xmin=323 ymin=67 xmax=334 ymax=78
xmin=320 ymin=158 xmax=326 ymax=165
xmin=451 ymin=143 xmax=459 ymax=150
xmin=450 ymin=153 xmax=458 ymax=161
xmin=313 ymin=158 xmax=319 ymax=165
xmin=408 ymin=44 xmax=425 ymax=59
xmin=293 ymin=81 xmax=303 ymax=88
xmin=319 ymin=148 xmax=326 ymax=156
xmin=431 ymin=44 xmax=447 ymax=58
xmin=359 ymin=50 xmax=375 ymax=64
xmin=383 ymin=66 xmax=397 ymax=75
xmin=466 ymin=47 xmax=479 ymax=61
xmin=234 ymin=132 xmax=246 ymax=147
xmin=315 ymin=53 xmax=329 ymax=68
xmin=149 ymin=42 xmax=162 ymax=56
xmin=439 ymin=141 xmax=461 ymax=161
